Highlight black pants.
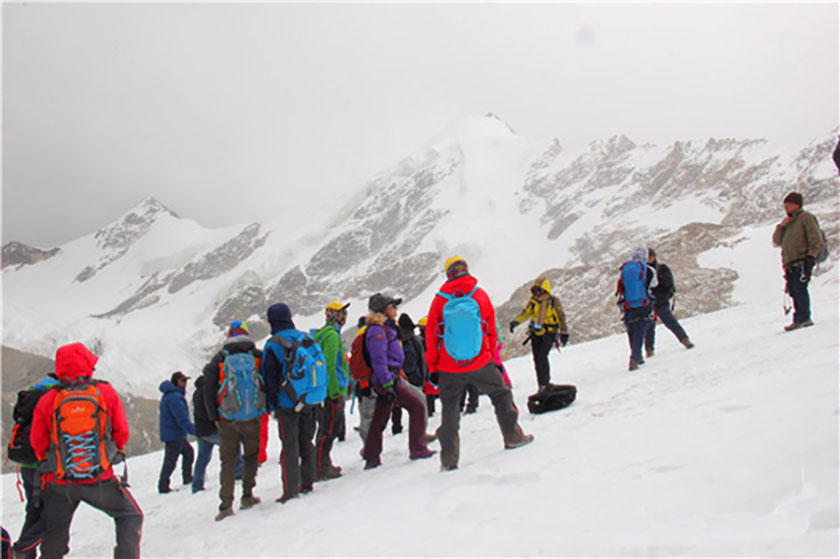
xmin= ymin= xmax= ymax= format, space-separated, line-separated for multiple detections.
xmin=645 ymin=303 xmax=688 ymax=351
xmin=14 ymin=467 xmax=44 ymax=558
xmin=530 ymin=330 xmax=557 ymax=387
xmin=438 ymin=363 xmax=525 ymax=469
xmin=786 ymin=264 xmax=812 ymax=324
xmin=158 ymin=438 xmax=194 ymax=492
xmin=41 ymin=479 xmax=143 ymax=559
xmin=624 ymin=306 xmax=651 ymax=363
xmin=315 ymin=397 xmax=344 ymax=474
xmin=276 ymin=407 xmax=316 ymax=498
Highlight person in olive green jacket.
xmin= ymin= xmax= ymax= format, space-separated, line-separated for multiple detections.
xmin=509 ymin=278 xmax=569 ymax=391
xmin=312 ymin=301 xmax=351 ymax=480
xmin=772 ymin=192 xmax=824 ymax=331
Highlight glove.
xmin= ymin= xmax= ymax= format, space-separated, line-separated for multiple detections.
xmin=509 ymin=320 xmax=517 ymax=333
xmin=429 ymin=372 xmax=439 ymax=385
xmin=805 ymin=256 xmax=816 ymax=279
xmin=559 ymin=333 xmax=570 ymax=347
xmin=112 ymin=450 xmax=126 ymax=465
xmin=360 ymin=384 xmax=372 ymax=398
xmin=382 ymin=383 xmax=398 ymax=404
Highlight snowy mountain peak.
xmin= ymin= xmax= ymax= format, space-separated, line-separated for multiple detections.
xmin=1 ymin=241 xmax=61 ymax=269
xmin=93 ymin=196 xmax=178 ymax=251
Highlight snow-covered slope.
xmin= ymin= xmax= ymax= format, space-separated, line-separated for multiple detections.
xmin=2 ymin=115 xmax=837 ymax=400
xmin=2 ymin=233 xmax=836 ymax=556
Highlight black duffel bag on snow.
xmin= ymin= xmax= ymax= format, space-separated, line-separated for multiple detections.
xmin=527 ymin=384 xmax=576 ymax=414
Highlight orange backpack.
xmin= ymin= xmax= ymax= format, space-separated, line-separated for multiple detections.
xmin=48 ymin=380 xmax=116 ymax=480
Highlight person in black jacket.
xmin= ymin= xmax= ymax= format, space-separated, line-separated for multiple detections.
xmin=644 ymin=248 xmax=694 ymax=357
xmin=202 ymin=321 xmax=264 ymax=521
xmin=191 ymin=375 xmax=244 ymax=493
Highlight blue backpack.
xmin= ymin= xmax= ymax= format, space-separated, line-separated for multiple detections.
xmin=271 ymin=333 xmax=328 ymax=410
xmin=310 ymin=325 xmax=350 ymax=390
xmin=436 ymin=285 xmax=486 ymax=365
xmin=618 ymin=259 xmax=653 ymax=309
xmin=217 ymin=351 xmax=266 ymax=421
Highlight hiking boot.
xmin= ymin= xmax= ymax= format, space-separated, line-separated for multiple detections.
xmin=240 ymin=495 xmax=262 ymax=509
xmin=424 ymin=432 xmax=438 ymax=444
xmin=215 ymin=507 xmax=234 ymax=521
xmin=409 ymin=448 xmax=437 ymax=460
xmin=363 ymin=460 xmax=381 ymax=470
xmin=505 ymin=433 xmax=535 ymax=450
xmin=784 ymin=322 xmax=802 ymax=332
xmin=645 ymin=347 xmax=655 ymax=358
xmin=301 ymin=484 xmax=313 ymax=494
xmin=191 ymin=485 xmax=205 ymax=494
xmin=158 ymin=487 xmax=176 ymax=494
xmin=800 ymin=319 xmax=814 ymax=328
xmin=275 ymin=492 xmax=298 ymax=503
xmin=392 ymin=425 xmax=403 ymax=435
xmin=316 ymin=466 xmax=342 ymax=481
xmin=440 ymin=464 xmax=458 ymax=472
xmin=629 ymin=359 xmax=640 ymax=371
xmin=680 ymin=337 xmax=695 ymax=349
xmin=464 ymin=405 xmax=477 ymax=414
xmin=183 ymin=473 xmax=194 ymax=485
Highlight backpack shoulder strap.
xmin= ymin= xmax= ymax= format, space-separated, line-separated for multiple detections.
xmin=436 ymin=291 xmax=453 ymax=301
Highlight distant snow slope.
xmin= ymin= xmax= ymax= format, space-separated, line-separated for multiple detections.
xmin=2 ymin=254 xmax=837 ymax=556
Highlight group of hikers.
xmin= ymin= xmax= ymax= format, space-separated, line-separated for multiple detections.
xmin=3 ymin=191 xmax=826 ymax=558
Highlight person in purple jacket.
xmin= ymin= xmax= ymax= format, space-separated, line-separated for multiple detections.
xmin=362 ymin=293 xmax=436 ymax=470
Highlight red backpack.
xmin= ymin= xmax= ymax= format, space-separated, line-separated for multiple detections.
xmin=48 ymin=380 xmax=116 ymax=481
xmin=349 ymin=329 xmax=372 ymax=382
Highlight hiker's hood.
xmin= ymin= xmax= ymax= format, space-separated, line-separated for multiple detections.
xmin=54 ymin=343 xmax=99 ymax=384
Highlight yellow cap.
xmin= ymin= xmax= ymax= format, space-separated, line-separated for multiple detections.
xmin=444 ymin=256 xmax=466 ymax=272
xmin=418 ymin=316 xmax=428 ymax=327
xmin=326 ymin=301 xmax=350 ymax=311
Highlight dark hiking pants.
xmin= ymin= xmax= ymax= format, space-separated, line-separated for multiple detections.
xmin=530 ymin=330 xmax=556 ymax=387
xmin=645 ymin=302 xmax=688 ymax=351
xmin=363 ymin=383 xmax=427 ymax=464
xmin=158 ymin=438 xmax=194 ymax=492
xmin=218 ymin=417 xmax=261 ymax=510
xmin=786 ymin=264 xmax=812 ymax=324
xmin=276 ymin=407 xmax=316 ymax=498
xmin=41 ymin=479 xmax=143 ymax=559
xmin=316 ymin=396 xmax=345 ymax=474
xmin=14 ymin=467 xmax=44 ymax=558
xmin=438 ymin=363 xmax=525 ymax=469
xmin=624 ymin=306 xmax=651 ymax=363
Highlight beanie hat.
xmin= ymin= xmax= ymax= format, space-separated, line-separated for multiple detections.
xmin=398 ymin=313 xmax=416 ymax=333
xmin=267 ymin=303 xmax=295 ymax=333
xmin=445 ymin=256 xmax=469 ymax=280
xmin=783 ymin=192 xmax=804 ymax=207
xmin=368 ymin=293 xmax=402 ymax=313
xmin=325 ymin=301 xmax=350 ymax=328
xmin=632 ymin=246 xmax=648 ymax=261
xmin=227 ymin=319 xmax=250 ymax=338
xmin=647 ymin=247 xmax=657 ymax=259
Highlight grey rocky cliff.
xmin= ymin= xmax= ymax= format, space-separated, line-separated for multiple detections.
xmin=1 ymin=241 xmax=61 ymax=269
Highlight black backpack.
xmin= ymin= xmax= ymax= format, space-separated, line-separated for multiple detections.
xmin=7 ymin=386 xmax=51 ymax=464
xmin=527 ymin=384 xmax=577 ymax=414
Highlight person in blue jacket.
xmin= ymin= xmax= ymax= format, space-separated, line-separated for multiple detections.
xmin=261 ymin=303 xmax=318 ymax=504
xmin=158 ymin=371 xmax=196 ymax=493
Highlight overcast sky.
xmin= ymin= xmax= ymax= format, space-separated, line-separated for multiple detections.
xmin=3 ymin=2 xmax=837 ymax=247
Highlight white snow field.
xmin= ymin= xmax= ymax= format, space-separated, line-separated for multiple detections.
xmin=2 ymin=258 xmax=838 ymax=557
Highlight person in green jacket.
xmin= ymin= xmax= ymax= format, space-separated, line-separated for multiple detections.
xmin=312 ymin=301 xmax=351 ymax=481
xmin=772 ymin=192 xmax=825 ymax=331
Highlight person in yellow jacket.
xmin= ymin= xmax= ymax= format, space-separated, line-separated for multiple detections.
xmin=509 ymin=277 xmax=569 ymax=391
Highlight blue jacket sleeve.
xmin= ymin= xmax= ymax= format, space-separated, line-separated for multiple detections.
xmin=261 ymin=344 xmax=284 ymax=411
xmin=167 ymin=393 xmax=196 ymax=436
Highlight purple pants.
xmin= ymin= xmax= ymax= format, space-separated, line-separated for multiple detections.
xmin=363 ymin=383 xmax=427 ymax=463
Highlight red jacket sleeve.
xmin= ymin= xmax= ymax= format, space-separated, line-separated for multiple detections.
xmin=478 ymin=288 xmax=499 ymax=352
xmin=424 ymin=295 xmax=444 ymax=372
xmin=102 ymin=384 xmax=130 ymax=451
xmin=30 ymin=391 xmax=56 ymax=461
